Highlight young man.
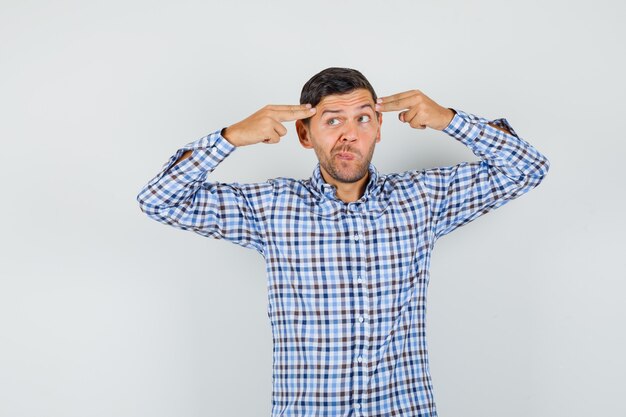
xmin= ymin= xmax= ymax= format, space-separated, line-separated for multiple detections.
xmin=137 ymin=67 xmax=549 ymax=417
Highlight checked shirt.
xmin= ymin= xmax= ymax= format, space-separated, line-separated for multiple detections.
xmin=137 ymin=109 xmax=549 ymax=417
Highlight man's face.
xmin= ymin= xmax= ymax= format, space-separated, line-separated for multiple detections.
xmin=297 ymin=88 xmax=382 ymax=184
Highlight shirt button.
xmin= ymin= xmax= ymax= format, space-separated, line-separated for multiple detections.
xmin=358 ymin=316 xmax=364 ymax=323
xmin=355 ymin=403 xmax=361 ymax=409
xmin=354 ymin=233 xmax=360 ymax=242
xmin=357 ymin=275 xmax=363 ymax=284
xmin=357 ymin=355 xmax=363 ymax=363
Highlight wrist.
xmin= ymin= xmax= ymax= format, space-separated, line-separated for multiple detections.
xmin=221 ymin=127 xmax=241 ymax=147
xmin=436 ymin=108 xmax=455 ymax=131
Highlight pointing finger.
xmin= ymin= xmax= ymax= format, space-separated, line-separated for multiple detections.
xmin=265 ymin=104 xmax=312 ymax=112
xmin=376 ymin=96 xmax=416 ymax=112
xmin=378 ymin=90 xmax=419 ymax=103
xmin=275 ymin=106 xmax=317 ymax=122
xmin=376 ymin=90 xmax=421 ymax=112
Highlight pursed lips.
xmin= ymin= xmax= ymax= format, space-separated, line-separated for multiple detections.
xmin=336 ymin=153 xmax=355 ymax=160
xmin=334 ymin=149 xmax=358 ymax=160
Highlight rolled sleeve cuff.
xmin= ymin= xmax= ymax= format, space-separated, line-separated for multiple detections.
xmin=442 ymin=109 xmax=520 ymax=146
xmin=442 ymin=109 xmax=484 ymax=145
xmin=180 ymin=127 xmax=236 ymax=152
xmin=151 ymin=127 xmax=236 ymax=183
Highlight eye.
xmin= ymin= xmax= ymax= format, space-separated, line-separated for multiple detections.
xmin=359 ymin=115 xmax=371 ymax=123
xmin=327 ymin=118 xmax=341 ymax=126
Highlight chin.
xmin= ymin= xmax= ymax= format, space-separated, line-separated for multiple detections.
xmin=333 ymin=166 xmax=368 ymax=183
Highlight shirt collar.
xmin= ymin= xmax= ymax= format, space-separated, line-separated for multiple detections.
xmin=310 ymin=162 xmax=381 ymax=202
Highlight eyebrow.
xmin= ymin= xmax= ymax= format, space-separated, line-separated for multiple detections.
xmin=321 ymin=104 xmax=375 ymax=116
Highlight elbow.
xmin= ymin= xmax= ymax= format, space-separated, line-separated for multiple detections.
xmin=532 ymin=153 xmax=550 ymax=186
xmin=519 ymin=153 xmax=550 ymax=190
xmin=135 ymin=187 xmax=196 ymax=230
xmin=136 ymin=187 xmax=162 ymax=219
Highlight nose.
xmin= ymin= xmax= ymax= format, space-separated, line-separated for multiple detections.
xmin=340 ymin=119 xmax=358 ymax=142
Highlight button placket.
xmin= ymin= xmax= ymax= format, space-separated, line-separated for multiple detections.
xmin=347 ymin=206 xmax=362 ymax=410
xmin=351 ymin=209 xmax=370 ymax=410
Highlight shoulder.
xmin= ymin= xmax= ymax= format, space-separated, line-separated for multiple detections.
xmin=378 ymin=166 xmax=464 ymax=204
xmin=380 ymin=168 xmax=428 ymax=190
xmin=384 ymin=164 xmax=475 ymax=187
xmin=367 ymin=169 xmax=427 ymax=207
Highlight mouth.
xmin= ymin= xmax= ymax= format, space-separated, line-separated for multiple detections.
xmin=335 ymin=151 xmax=356 ymax=160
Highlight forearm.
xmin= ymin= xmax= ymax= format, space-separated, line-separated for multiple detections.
xmin=172 ymin=128 xmax=237 ymax=167
xmin=444 ymin=109 xmax=550 ymax=185
xmin=426 ymin=109 xmax=550 ymax=238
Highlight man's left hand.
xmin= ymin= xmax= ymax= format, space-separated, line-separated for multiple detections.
xmin=376 ymin=90 xmax=455 ymax=131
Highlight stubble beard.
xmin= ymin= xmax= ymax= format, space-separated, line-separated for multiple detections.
xmin=315 ymin=143 xmax=376 ymax=184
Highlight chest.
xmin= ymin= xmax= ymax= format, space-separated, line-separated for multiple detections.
xmin=264 ymin=198 xmax=434 ymax=289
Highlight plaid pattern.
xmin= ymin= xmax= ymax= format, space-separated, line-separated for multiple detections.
xmin=137 ymin=109 xmax=549 ymax=417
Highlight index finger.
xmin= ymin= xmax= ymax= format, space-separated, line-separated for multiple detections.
xmin=265 ymin=104 xmax=312 ymax=112
xmin=376 ymin=90 xmax=419 ymax=112
xmin=271 ymin=105 xmax=317 ymax=122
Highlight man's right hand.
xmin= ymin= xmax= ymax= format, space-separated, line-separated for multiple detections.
xmin=222 ymin=104 xmax=317 ymax=147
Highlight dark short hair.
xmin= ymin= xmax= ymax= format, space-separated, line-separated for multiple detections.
xmin=300 ymin=67 xmax=377 ymax=123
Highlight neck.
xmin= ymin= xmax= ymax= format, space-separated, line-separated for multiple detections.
xmin=319 ymin=166 xmax=370 ymax=203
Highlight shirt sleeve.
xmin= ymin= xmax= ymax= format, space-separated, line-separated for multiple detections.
xmin=422 ymin=109 xmax=550 ymax=239
xmin=136 ymin=129 xmax=274 ymax=256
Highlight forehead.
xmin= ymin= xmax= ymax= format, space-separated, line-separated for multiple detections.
xmin=317 ymin=88 xmax=375 ymax=111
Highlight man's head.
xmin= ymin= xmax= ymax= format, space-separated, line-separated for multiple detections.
xmin=296 ymin=67 xmax=382 ymax=186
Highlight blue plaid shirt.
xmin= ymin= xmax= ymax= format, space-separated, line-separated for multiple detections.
xmin=137 ymin=109 xmax=549 ymax=417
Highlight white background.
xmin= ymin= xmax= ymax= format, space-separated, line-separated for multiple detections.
xmin=1 ymin=1 xmax=624 ymax=416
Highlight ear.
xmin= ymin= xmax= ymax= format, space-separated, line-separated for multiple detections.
xmin=296 ymin=120 xmax=313 ymax=149
xmin=375 ymin=112 xmax=383 ymax=143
